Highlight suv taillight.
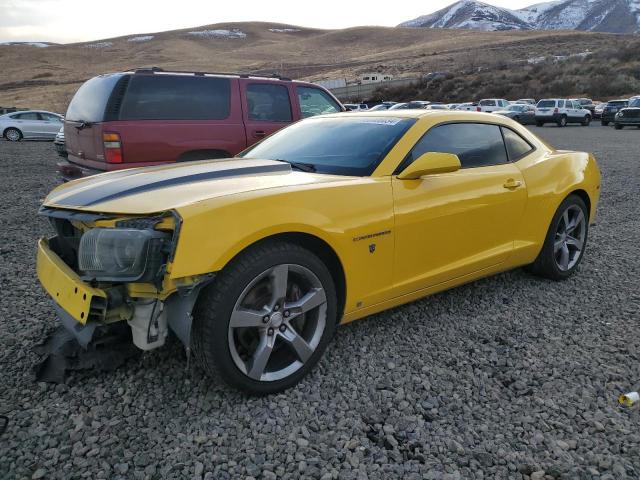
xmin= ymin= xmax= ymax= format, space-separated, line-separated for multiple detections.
xmin=476 ymin=106 xmax=481 ymax=112
xmin=103 ymin=132 xmax=123 ymax=163
xmin=553 ymin=107 xmax=559 ymax=114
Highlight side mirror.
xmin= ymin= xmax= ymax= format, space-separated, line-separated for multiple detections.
xmin=397 ymin=152 xmax=461 ymax=180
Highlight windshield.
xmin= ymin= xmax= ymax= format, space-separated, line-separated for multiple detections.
xmin=630 ymin=99 xmax=640 ymax=107
xmin=608 ymin=101 xmax=627 ymax=106
xmin=240 ymin=116 xmax=416 ymax=176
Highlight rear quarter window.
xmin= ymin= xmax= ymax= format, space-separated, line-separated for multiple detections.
xmin=537 ymin=100 xmax=556 ymax=108
xmin=119 ymin=75 xmax=231 ymax=120
xmin=66 ymin=74 xmax=123 ymax=122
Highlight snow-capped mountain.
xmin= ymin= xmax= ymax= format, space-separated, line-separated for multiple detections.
xmin=400 ymin=1 xmax=532 ymax=30
xmin=399 ymin=0 xmax=640 ymax=33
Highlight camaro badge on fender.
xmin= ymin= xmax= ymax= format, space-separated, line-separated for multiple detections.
xmin=369 ymin=244 xmax=376 ymax=253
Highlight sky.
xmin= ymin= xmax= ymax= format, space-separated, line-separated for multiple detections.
xmin=0 ymin=0 xmax=540 ymax=43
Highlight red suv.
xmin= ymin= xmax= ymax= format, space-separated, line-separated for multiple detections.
xmin=58 ymin=68 xmax=344 ymax=180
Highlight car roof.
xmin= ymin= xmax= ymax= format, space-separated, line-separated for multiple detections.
xmin=319 ymin=110 xmax=513 ymax=122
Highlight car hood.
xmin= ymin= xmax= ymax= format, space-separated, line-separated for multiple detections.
xmin=494 ymin=110 xmax=515 ymax=115
xmin=43 ymin=158 xmax=346 ymax=214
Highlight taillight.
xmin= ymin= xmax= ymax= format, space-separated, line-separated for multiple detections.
xmin=476 ymin=106 xmax=481 ymax=112
xmin=103 ymin=132 xmax=123 ymax=163
xmin=553 ymin=107 xmax=559 ymax=114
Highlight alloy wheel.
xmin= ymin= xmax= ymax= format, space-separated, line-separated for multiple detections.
xmin=228 ymin=264 xmax=327 ymax=382
xmin=554 ymin=205 xmax=586 ymax=271
xmin=5 ymin=129 xmax=20 ymax=141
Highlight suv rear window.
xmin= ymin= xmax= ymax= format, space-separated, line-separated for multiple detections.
xmin=608 ymin=101 xmax=628 ymax=106
xmin=119 ymin=75 xmax=231 ymax=120
xmin=537 ymin=100 xmax=556 ymax=108
xmin=480 ymin=100 xmax=496 ymax=106
xmin=66 ymin=74 xmax=123 ymax=122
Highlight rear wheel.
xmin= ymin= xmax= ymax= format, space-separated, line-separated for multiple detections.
xmin=601 ymin=120 xmax=609 ymax=126
xmin=557 ymin=115 xmax=567 ymax=127
xmin=514 ymin=115 xmax=521 ymax=123
xmin=526 ymin=194 xmax=588 ymax=280
xmin=536 ymin=121 xmax=544 ymax=127
xmin=582 ymin=115 xmax=591 ymax=126
xmin=192 ymin=241 xmax=337 ymax=394
xmin=4 ymin=128 xmax=22 ymax=142
xmin=614 ymin=124 xmax=623 ymax=130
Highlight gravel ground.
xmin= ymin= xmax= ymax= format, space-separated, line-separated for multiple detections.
xmin=1 ymin=124 xmax=639 ymax=480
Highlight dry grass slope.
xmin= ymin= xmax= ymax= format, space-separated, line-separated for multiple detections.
xmin=0 ymin=21 xmax=631 ymax=112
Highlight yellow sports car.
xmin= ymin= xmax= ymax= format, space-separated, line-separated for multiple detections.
xmin=37 ymin=110 xmax=600 ymax=394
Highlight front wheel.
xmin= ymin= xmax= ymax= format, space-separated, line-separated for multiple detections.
xmin=192 ymin=241 xmax=337 ymax=394
xmin=582 ymin=115 xmax=591 ymax=126
xmin=4 ymin=128 xmax=22 ymax=142
xmin=614 ymin=124 xmax=623 ymax=130
xmin=526 ymin=194 xmax=589 ymax=280
xmin=601 ymin=121 xmax=609 ymax=126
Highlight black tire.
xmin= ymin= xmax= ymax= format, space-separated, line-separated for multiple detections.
xmin=582 ymin=115 xmax=591 ymax=126
xmin=514 ymin=116 xmax=521 ymax=123
xmin=526 ymin=194 xmax=589 ymax=280
xmin=536 ymin=121 xmax=544 ymax=127
xmin=614 ymin=124 xmax=623 ymax=130
xmin=192 ymin=240 xmax=337 ymax=394
xmin=4 ymin=128 xmax=22 ymax=142
xmin=557 ymin=115 xmax=567 ymax=127
xmin=601 ymin=121 xmax=609 ymax=126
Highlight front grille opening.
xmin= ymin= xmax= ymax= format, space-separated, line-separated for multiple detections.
xmin=48 ymin=218 xmax=83 ymax=270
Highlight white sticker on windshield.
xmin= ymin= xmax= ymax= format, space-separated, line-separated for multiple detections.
xmin=354 ymin=118 xmax=402 ymax=126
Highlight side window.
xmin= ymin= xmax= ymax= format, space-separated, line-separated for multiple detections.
xmin=119 ymin=75 xmax=231 ymax=120
xmin=558 ymin=100 xmax=565 ymax=108
xmin=297 ymin=86 xmax=341 ymax=119
xmin=16 ymin=112 xmax=40 ymax=120
xmin=406 ymin=123 xmax=508 ymax=169
xmin=41 ymin=113 xmax=61 ymax=121
xmin=501 ymin=127 xmax=533 ymax=161
xmin=246 ymin=84 xmax=292 ymax=122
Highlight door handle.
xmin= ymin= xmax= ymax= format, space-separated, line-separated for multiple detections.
xmin=503 ymin=178 xmax=522 ymax=190
xmin=253 ymin=130 xmax=266 ymax=138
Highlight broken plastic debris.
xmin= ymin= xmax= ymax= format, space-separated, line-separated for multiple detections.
xmin=33 ymin=323 xmax=140 ymax=383
xmin=618 ymin=392 xmax=639 ymax=407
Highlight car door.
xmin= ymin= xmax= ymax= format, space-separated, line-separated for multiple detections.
xmin=13 ymin=112 xmax=41 ymax=138
xmin=240 ymin=80 xmax=295 ymax=146
xmin=391 ymin=122 xmax=527 ymax=296
xmin=39 ymin=113 xmax=63 ymax=137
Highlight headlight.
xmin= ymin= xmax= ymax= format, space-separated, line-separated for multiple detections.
xmin=79 ymin=228 xmax=169 ymax=282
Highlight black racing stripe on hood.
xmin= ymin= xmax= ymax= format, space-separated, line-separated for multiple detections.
xmin=55 ymin=163 xmax=291 ymax=207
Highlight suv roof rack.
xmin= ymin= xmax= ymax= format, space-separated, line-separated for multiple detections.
xmin=128 ymin=67 xmax=291 ymax=81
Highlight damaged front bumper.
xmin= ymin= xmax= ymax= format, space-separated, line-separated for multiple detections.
xmin=36 ymin=236 xmax=211 ymax=352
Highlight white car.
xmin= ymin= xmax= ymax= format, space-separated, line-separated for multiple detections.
xmin=343 ymin=103 xmax=369 ymax=111
xmin=534 ymin=99 xmax=592 ymax=127
xmin=455 ymin=102 xmax=478 ymax=111
xmin=0 ymin=110 xmax=63 ymax=141
xmin=476 ymin=99 xmax=510 ymax=112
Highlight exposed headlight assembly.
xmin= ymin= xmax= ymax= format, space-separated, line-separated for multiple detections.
xmin=79 ymin=228 xmax=169 ymax=282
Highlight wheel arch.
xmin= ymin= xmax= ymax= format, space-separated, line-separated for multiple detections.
xmin=568 ymin=188 xmax=591 ymax=220
xmin=218 ymin=232 xmax=347 ymax=323
xmin=3 ymin=126 xmax=22 ymax=139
